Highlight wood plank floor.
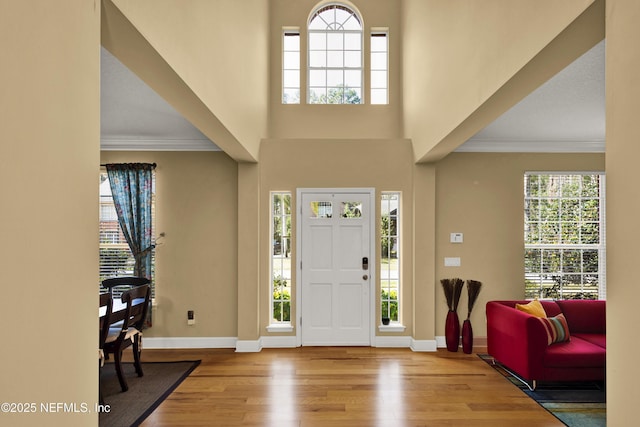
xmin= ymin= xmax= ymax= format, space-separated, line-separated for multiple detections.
xmin=137 ymin=347 xmax=562 ymax=426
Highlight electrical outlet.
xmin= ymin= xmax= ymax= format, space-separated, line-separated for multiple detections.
xmin=187 ymin=310 xmax=195 ymax=326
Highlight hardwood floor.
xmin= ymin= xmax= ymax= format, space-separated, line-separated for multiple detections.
xmin=137 ymin=347 xmax=562 ymax=426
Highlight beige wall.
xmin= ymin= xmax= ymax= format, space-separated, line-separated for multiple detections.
xmin=103 ymin=148 xmax=605 ymax=345
xmin=259 ymin=139 xmax=416 ymax=336
xmin=101 ymin=151 xmax=239 ymax=338
xmin=403 ymin=0 xmax=602 ymax=162
xmin=0 ymin=1 xmax=100 ymax=425
xmin=95 ymin=1 xmax=612 ymax=350
xmin=103 ymin=0 xmax=269 ymax=162
xmin=434 ymin=153 xmax=605 ymax=338
xmin=605 ymin=0 xmax=640 ymax=423
xmin=268 ymin=0 xmax=403 ymax=140
xmin=7 ymin=0 xmax=639 ymax=425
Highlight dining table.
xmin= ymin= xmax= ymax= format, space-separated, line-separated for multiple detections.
xmin=100 ymin=294 xmax=145 ymax=322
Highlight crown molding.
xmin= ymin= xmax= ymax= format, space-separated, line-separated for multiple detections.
xmin=100 ymin=138 xmax=220 ymax=151
xmin=456 ymin=139 xmax=605 ymax=153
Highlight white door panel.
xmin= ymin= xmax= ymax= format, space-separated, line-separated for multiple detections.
xmin=309 ymin=283 xmax=332 ymax=328
xmin=299 ymin=189 xmax=373 ymax=346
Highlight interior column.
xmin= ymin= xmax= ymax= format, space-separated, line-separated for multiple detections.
xmin=412 ymin=163 xmax=437 ymax=350
xmin=236 ymin=162 xmax=262 ymax=351
xmin=605 ymin=0 xmax=640 ymax=423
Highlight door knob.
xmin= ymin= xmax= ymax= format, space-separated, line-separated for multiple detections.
xmin=363 ymin=274 xmax=368 ymax=280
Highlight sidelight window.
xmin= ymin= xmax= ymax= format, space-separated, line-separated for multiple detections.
xmin=380 ymin=192 xmax=400 ymax=323
xmin=282 ymin=29 xmax=300 ymax=104
xmin=271 ymin=192 xmax=292 ymax=324
xmin=370 ymin=30 xmax=388 ymax=104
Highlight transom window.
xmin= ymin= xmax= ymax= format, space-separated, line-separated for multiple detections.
xmin=308 ymin=3 xmax=363 ymax=104
xmin=524 ymin=173 xmax=606 ymax=300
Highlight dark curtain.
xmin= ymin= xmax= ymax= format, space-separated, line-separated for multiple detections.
xmin=106 ymin=163 xmax=155 ymax=325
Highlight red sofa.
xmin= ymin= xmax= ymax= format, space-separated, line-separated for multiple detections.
xmin=486 ymin=300 xmax=606 ymax=389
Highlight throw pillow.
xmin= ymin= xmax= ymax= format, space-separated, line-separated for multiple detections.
xmin=515 ymin=299 xmax=547 ymax=318
xmin=538 ymin=313 xmax=571 ymax=345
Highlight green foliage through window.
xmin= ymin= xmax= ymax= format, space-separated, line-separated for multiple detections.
xmin=271 ymin=193 xmax=292 ymax=323
xmin=309 ymin=85 xmax=362 ymax=104
xmin=381 ymin=193 xmax=400 ymax=322
xmin=273 ymin=276 xmax=291 ymax=322
xmin=524 ymin=173 xmax=605 ymax=300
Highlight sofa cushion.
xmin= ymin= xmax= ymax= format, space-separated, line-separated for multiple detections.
xmin=538 ymin=313 xmax=571 ymax=345
xmin=539 ymin=300 xmax=562 ymax=317
xmin=573 ymin=333 xmax=606 ymax=349
xmin=516 ymin=299 xmax=546 ymax=317
xmin=543 ymin=336 xmax=606 ymax=368
xmin=556 ymin=300 xmax=606 ymax=334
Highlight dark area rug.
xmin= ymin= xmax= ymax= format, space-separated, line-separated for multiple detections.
xmin=99 ymin=360 xmax=200 ymax=427
xmin=478 ymin=354 xmax=606 ymax=426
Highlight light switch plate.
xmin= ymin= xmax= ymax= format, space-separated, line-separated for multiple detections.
xmin=450 ymin=233 xmax=464 ymax=243
xmin=444 ymin=257 xmax=461 ymax=267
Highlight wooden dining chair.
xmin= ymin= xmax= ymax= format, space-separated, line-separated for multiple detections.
xmin=99 ymin=292 xmax=113 ymax=365
xmin=101 ymin=276 xmax=150 ymax=295
xmin=99 ymin=292 xmax=112 ymax=404
xmin=103 ymin=284 xmax=151 ymax=392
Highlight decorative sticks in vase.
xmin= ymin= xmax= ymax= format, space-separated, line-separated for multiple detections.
xmin=462 ymin=280 xmax=482 ymax=354
xmin=440 ymin=278 xmax=464 ymax=352
xmin=440 ymin=278 xmax=482 ymax=353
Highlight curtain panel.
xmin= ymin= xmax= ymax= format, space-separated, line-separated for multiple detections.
xmin=106 ymin=163 xmax=155 ymax=325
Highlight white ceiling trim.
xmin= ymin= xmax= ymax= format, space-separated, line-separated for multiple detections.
xmin=455 ymin=139 xmax=605 ymax=153
xmin=101 ymin=138 xmax=220 ymax=151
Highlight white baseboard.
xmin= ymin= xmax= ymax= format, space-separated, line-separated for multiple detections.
xmin=144 ymin=336 xmax=277 ymax=352
xmin=143 ymin=336 xmax=237 ymax=349
xmin=410 ymin=339 xmax=438 ymax=352
xmin=235 ymin=339 xmax=263 ymax=353
xmin=434 ymin=336 xmax=487 ymax=349
xmin=261 ymin=335 xmax=297 ymax=348
xmin=143 ymin=336 xmax=443 ymax=353
xmin=374 ymin=335 xmax=412 ymax=348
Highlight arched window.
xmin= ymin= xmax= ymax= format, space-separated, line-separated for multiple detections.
xmin=308 ymin=3 xmax=363 ymax=104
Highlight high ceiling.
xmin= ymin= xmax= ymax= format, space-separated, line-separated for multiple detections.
xmin=458 ymin=40 xmax=605 ymax=153
xmin=100 ymin=48 xmax=218 ymax=151
xmin=100 ymin=40 xmax=605 ymax=154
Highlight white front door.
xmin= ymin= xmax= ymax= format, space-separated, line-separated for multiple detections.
xmin=298 ymin=189 xmax=373 ymax=346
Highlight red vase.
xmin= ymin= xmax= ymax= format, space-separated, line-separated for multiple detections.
xmin=445 ymin=310 xmax=460 ymax=352
xmin=462 ymin=319 xmax=473 ymax=354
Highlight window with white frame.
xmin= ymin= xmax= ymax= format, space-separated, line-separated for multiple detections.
xmin=370 ymin=30 xmax=388 ymax=104
xmin=271 ymin=192 xmax=292 ymax=323
xmin=99 ymin=171 xmax=156 ymax=297
xmin=524 ymin=173 xmax=606 ymax=300
xmin=308 ymin=3 xmax=363 ymax=104
xmin=380 ymin=192 xmax=400 ymax=323
xmin=282 ymin=29 xmax=300 ymax=104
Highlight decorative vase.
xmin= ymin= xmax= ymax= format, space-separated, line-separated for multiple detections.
xmin=445 ymin=310 xmax=460 ymax=352
xmin=462 ymin=319 xmax=473 ymax=354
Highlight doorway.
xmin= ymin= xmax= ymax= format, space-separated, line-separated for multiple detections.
xmin=297 ymin=188 xmax=375 ymax=346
